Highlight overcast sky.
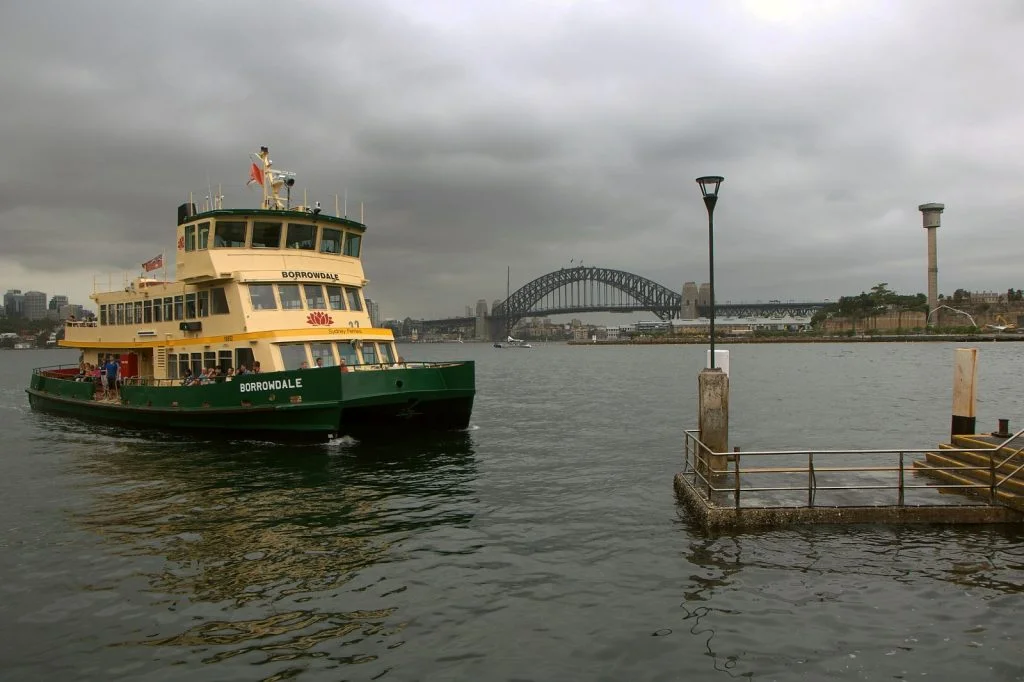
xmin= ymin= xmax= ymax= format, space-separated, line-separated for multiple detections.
xmin=2 ymin=0 xmax=1023 ymax=320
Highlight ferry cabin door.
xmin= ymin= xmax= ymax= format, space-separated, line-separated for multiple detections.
xmin=118 ymin=352 xmax=141 ymax=381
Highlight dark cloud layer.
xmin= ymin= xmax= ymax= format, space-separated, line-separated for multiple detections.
xmin=2 ymin=0 xmax=1022 ymax=318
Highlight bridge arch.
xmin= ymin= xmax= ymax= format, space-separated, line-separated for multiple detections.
xmin=491 ymin=266 xmax=682 ymax=334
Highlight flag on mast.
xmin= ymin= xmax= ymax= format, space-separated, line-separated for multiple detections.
xmin=142 ymin=254 xmax=164 ymax=272
xmin=247 ymin=162 xmax=264 ymax=187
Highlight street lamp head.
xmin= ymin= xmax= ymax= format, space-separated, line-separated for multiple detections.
xmin=696 ymin=175 xmax=724 ymax=214
xmin=696 ymin=176 xmax=725 ymax=199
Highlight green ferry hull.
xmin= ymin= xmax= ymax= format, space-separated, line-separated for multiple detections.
xmin=27 ymin=362 xmax=475 ymax=442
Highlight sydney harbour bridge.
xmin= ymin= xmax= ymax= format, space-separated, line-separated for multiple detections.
xmin=413 ymin=265 xmax=829 ymax=340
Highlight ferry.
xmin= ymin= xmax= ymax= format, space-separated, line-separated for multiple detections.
xmin=26 ymin=146 xmax=475 ymax=441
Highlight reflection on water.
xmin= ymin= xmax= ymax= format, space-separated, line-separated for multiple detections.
xmin=68 ymin=429 xmax=477 ymax=672
xmin=674 ymin=524 xmax=1024 ymax=679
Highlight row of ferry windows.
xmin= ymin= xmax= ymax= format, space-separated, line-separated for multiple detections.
xmin=166 ymin=342 xmax=396 ymax=378
xmin=249 ymin=283 xmax=363 ymax=312
xmin=99 ymin=288 xmax=230 ymax=326
xmin=184 ymin=221 xmax=361 ymax=257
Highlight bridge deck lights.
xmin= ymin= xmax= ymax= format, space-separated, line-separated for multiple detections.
xmin=696 ymin=176 xmax=724 ymax=368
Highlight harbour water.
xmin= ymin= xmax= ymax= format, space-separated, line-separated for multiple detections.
xmin=1 ymin=343 xmax=1022 ymax=681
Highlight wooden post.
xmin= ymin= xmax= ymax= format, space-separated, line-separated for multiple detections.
xmin=951 ymin=347 xmax=977 ymax=438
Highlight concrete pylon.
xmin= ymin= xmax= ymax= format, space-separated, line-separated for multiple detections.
xmin=698 ymin=368 xmax=729 ymax=477
xmin=919 ymin=203 xmax=944 ymax=324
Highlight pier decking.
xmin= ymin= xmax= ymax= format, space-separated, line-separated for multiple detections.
xmin=674 ymin=429 xmax=1024 ymax=531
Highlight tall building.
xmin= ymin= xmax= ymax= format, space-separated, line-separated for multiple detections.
xmin=23 ymin=291 xmax=48 ymax=321
xmin=48 ymin=295 xmax=69 ymax=311
xmin=365 ymin=298 xmax=381 ymax=328
xmin=59 ymin=304 xmax=84 ymax=320
xmin=4 ymin=289 xmax=24 ymax=319
xmin=465 ymin=305 xmax=472 ymax=318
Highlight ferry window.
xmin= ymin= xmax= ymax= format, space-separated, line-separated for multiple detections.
xmin=343 ymin=232 xmax=361 ymax=257
xmin=218 ymin=350 xmax=232 ymax=372
xmin=310 ymin=342 xmax=335 ymax=366
xmin=178 ymin=354 xmax=190 ymax=379
xmin=379 ymin=342 xmax=395 ymax=364
xmin=210 ymin=287 xmax=229 ymax=315
xmin=185 ymin=293 xmax=197 ymax=319
xmin=214 ymin=221 xmax=247 ymax=247
xmin=345 ymin=287 xmax=363 ymax=311
xmin=168 ymin=354 xmax=178 ymax=380
xmin=249 ymin=284 xmax=277 ymax=310
xmin=135 ymin=301 xmax=143 ymax=324
xmin=336 ymin=341 xmax=358 ymax=366
xmin=285 ymin=223 xmax=316 ymax=250
xmin=326 ymin=285 xmax=346 ymax=310
xmin=203 ymin=351 xmax=217 ymax=369
xmin=278 ymin=283 xmax=302 ymax=310
xmin=185 ymin=225 xmax=196 ymax=252
xmin=163 ymin=297 xmax=173 ymax=321
xmin=143 ymin=300 xmax=152 ymax=324
xmin=174 ymin=295 xmax=184 ymax=321
xmin=279 ymin=343 xmax=308 ymax=371
xmin=197 ymin=222 xmax=210 ymax=249
xmin=190 ymin=352 xmax=203 ymax=377
xmin=100 ymin=305 xmax=107 ymax=326
xmin=197 ymin=290 xmax=209 ymax=317
xmin=235 ymin=347 xmax=255 ymax=373
xmin=153 ymin=302 xmax=162 ymax=323
xmin=116 ymin=303 xmax=124 ymax=325
xmin=320 ymin=227 xmax=342 ymax=254
xmin=303 ymin=284 xmax=326 ymax=309
xmin=252 ymin=221 xmax=282 ymax=248
xmin=361 ymin=342 xmax=378 ymax=365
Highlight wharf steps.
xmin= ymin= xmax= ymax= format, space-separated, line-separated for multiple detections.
xmin=675 ymin=429 xmax=1024 ymax=532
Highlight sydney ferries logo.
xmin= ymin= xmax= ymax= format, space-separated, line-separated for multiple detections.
xmin=306 ymin=311 xmax=334 ymax=326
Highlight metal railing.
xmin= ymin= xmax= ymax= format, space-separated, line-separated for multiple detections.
xmin=682 ymin=427 xmax=1024 ymax=509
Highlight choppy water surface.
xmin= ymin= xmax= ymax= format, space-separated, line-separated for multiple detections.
xmin=1 ymin=343 xmax=1022 ymax=681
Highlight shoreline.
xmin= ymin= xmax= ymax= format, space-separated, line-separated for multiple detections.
xmin=566 ymin=333 xmax=1024 ymax=345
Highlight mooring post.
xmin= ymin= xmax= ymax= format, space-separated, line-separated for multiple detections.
xmin=951 ymin=348 xmax=978 ymax=438
xmin=698 ymin=365 xmax=729 ymax=476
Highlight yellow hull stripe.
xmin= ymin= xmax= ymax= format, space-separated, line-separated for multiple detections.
xmin=59 ymin=326 xmax=394 ymax=350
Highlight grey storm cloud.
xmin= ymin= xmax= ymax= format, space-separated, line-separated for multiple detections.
xmin=2 ymin=0 xmax=1023 ymax=318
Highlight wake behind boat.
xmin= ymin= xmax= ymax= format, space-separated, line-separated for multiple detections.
xmin=26 ymin=146 xmax=475 ymax=441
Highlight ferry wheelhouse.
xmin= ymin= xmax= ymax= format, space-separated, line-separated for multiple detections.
xmin=27 ymin=147 xmax=475 ymax=441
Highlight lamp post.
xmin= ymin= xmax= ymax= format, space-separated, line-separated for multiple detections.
xmin=696 ymin=176 xmax=724 ymax=368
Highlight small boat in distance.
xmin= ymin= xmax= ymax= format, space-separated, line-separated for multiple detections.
xmin=494 ymin=335 xmax=532 ymax=349
xmin=26 ymin=146 xmax=475 ymax=442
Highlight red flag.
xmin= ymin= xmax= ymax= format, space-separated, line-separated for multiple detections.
xmin=247 ymin=162 xmax=264 ymax=187
xmin=143 ymin=254 xmax=163 ymax=272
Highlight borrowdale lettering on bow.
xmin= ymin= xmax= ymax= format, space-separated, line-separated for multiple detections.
xmin=239 ymin=377 xmax=303 ymax=393
xmin=282 ymin=271 xmax=340 ymax=281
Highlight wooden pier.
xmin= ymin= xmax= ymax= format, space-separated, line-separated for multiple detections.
xmin=674 ymin=428 xmax=1024 ymax=532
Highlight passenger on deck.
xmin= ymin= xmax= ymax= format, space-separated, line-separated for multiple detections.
xmin=299 ymin=361 xmax=309 ymax=370
xmin=104 ymin=357 xmax=120 ymax=399
xmin=182 ymin=368 xmax=195 ymax=386
xmin=339 ymin=359 xmax=349 ymax=373
xmin=253 ymin=361 xmax=262 ymax=374
xmin=315 ymin=357 xmax=324 ymax=368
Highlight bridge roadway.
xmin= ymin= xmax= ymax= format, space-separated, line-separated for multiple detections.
xmin=416 ymin=302 xmax=828 ymax=332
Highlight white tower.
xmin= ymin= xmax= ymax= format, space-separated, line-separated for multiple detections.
xmin=918 ymin=203 xmax=944 ymax=320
